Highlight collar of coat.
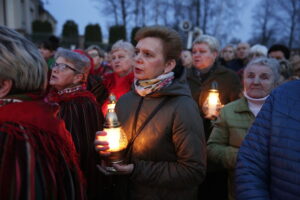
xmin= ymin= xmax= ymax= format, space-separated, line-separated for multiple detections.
xmin=187 ymin=62 xmax=230 ymax=82
xmin=234 ymin=97 xmax=252 ymax=113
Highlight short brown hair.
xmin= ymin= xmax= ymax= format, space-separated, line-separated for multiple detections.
xmin=135 ymin=26 xmax=182 ymax=61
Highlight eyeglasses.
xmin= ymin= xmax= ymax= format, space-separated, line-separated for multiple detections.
xmin=52 ymin=62 xmax=82 ymax=73
xmin=88 ymin=52 xmax=100 ymax=58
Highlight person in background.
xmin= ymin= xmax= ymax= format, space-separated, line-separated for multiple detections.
xmin=0 ymin=26 xmax=85 ymax=199
xmin=207 ymin=57 xmax=280 ymax=200
xmin=181 ymin=49 xmax=193 ymax=68
xmin=39 ymin=35 xmax=60 ymax=69
xmin=74 ymin=49 xmax=108 ymax=108
xmin=220 ymin=44 xmax=235 ymax=67
xmin=235 ymin=80 xmax=300 ymax=200
xmin=95 ymin=26 xmax=206 ymax=200
xmin=101 ymin=40 xmax=135 ymax=115
xmin=227 ymin=42 xmax=250 ymax=72
xmin=86 ymin=45 xmax=113 ymax=77
xmin=278 ymin=59 xmax=293 ymax=84
xmin=187 ymin=35 xmax=241 ymax=136
xmin=233 ymin=44 xmax=269 ymax=80
xmin=186 ymin=35 xmax=241 ymax=200
xmin=290 ymin=54 xmax=300 ymax=80
xmin=45 ymin=48 xmax=104 ymax=200
xmin=268 ymin=44 xmax=290 ymax=60
xmin=248 ymin=44 xmax=268 ymax=61
xmin=236 ymin=42 xmax=250 ymax=62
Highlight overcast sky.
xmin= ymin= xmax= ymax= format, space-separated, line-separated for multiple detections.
xmin=44 ymin=0 xmax=257 ymax=42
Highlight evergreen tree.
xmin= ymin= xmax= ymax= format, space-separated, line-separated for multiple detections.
xmin=84 ymin=24 xmax=103 ymax=43
xmin=32 ymin=20 xmax=53 ymax=33
xmin=109 ymin=25 xmax=126 ymax=44
xmin=131 ymin=26 xmax=141 ymax=46
xmin=61 ymin=20 xmax=79 ymax=48
xmin=62 ymin=20 xmax=79 ymax=39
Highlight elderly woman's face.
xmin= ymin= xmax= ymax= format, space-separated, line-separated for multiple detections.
xmin=87 ymin=49 xmax=103 ymax=67
xmin=192 ymin=43 xmax=217 ymax=70
xmin=243 ymin=64 xmax=276 ymax=98
xmin=111 ymin=49 xmax=133 ymax=77
xmin=134 ymin=37 xmax=174 ymax=80
xmin=49 ymin=57 xmax=83 ymax=91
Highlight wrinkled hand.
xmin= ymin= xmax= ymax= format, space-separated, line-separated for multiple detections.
xmin=94 ymin=131 xmax=111 ymax=157
xmin=97 ymin=161 xmax=134 ymax=176
xmin=112 ymin=163 xmax=134 ymax=175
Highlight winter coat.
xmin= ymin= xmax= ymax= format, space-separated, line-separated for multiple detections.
xmin=186 ymin=62 xmax=241 ymax=200
xmin=0 ymin=96 xmax=85 ymax=200
xmin=116 ymin=68 xmax=206 ymax=200
xmin=186 ymin=62 xmax=241 ymax=111
xmin=47 ymin=88 xmax=104 ymax=200
xmin=235 ymin=80 xmax=300 ymax=200
xmin=207 ymin=97 xmax=255 ymax=200
xmin=186 ymin=62 xmax=241 ymax=140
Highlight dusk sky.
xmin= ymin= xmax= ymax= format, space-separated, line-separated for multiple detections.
xmin=44 ymin=0 xmax=258 ymax=42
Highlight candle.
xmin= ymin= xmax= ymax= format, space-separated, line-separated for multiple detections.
xmin=207 ymin=89 xmax=219 ymax=117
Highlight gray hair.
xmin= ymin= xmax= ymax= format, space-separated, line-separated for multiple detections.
xmin=55 ymin=48 xmax=90 ymax=73
xmin=111 ymin=40 xmax=135 ymax=57
xmin=192 ymin=35 xmax=220 ymax=53
xmin=0 ymin=26 xmax=48 ymax=94
xmin=85 ymin=45 xmax=105 ymax=57
xmin=245 ymin=57 xmax=280 ymax=83
xmin=249 ymin=44 xmax=268 ymax=56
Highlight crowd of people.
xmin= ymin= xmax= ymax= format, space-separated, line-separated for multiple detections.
xmin=1 ymin=24 xmax=300 ymax=200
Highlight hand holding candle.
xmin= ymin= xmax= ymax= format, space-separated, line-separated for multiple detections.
xmin=94 ymin=131 xmax=111 ymax=157
xmin=95 ymin=130 xmax=133 ymax=175
xmin=95 ymin=93 xmax=129 ymax=173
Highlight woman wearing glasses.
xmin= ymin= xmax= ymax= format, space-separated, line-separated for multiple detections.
xmin=46 ymin=48 xmax=105 ymax=200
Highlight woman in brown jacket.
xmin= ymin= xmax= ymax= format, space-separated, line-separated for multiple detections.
xmin=187 ymin=35 xmax=242 ymax=200
xmin=95 ymin=26 xmax=206 ymax=200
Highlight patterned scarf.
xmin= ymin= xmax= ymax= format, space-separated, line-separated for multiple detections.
xmin=45 ymin=84 xmax=96 ymax=104
xmin=134 ymin=72 xmax=174 ymax=97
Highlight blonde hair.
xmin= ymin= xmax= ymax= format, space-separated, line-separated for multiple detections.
xmin=193 ymin=35 xmax=220 ymax=53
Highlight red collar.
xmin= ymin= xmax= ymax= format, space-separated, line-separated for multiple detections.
xmin=0 ymin=100 xmax=63 ymax=133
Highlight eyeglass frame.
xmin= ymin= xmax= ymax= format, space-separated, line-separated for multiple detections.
xmin=87 ymin=52 xmax=100 ymax=58
xmin=52 ymin=62 xmax=83 ymax=73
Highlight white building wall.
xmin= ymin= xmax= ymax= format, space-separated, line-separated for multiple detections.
xmin=0 ymin=0 xmax=55 ymax=34
xmin=0 ymin=0 xmax=5 ymax=25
